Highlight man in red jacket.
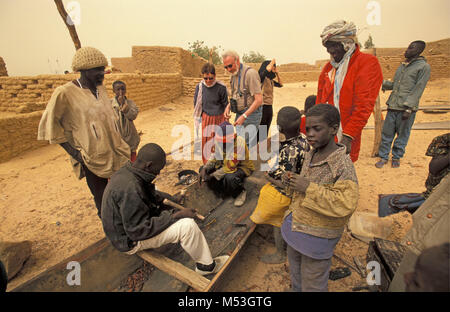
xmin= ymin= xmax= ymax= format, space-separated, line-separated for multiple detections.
xmin=316 ymin=20 xmax=383 ymax=162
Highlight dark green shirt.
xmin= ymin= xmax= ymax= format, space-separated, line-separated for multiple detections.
xmin=383 ymin=56 xmax=431 ymax=111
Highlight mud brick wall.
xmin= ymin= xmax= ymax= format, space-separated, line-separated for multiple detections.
xmin=0 ymin=57 xmax=7 ymax=76
xmin=0 ymin=73 xmax=182 ymax=114
xmin=0 ymin=111 xmax=47 ymax=161
xmin=104 ymin=73 xmax=182 ymax=111
xmin=111 ymin=57 xmax=136 ymax=73
xmin=182 ymin=71 xmax=321 ymax=97
xmin=0 ymin=73 xmax=183 ymax=163
xmin=278 ymin=63 xmax=319 ymax=72
xmin=214 ymin=63 xmax=259 ymax=76
xmin=375 ymin=38 xmax=450 ymax=80
xmin=279 ymin=71 xmax=321 ymax=83
xmin=0 ymin=75 xmax=77 ymax=113
xmin=132 ymin=46 xmax=207 ymax=77
xmin=315 ymin=60 xmax=329 ymax=71
xmin=182 ymin=76 xmax=231 ymax=97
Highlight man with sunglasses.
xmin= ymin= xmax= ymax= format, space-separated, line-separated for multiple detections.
xmin=222 ymin=50 xmax=263 ymax=157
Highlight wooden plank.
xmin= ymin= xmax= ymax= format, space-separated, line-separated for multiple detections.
xmin=365 ymin=121 xmax=450 ymax=130
xmin=11 ymin=238 xmax=143 ymax=292
xmin=374 ymin=238 xmax=407 ymax=279
xmin=371 ymin=95 xmax=383 ymax=157
xmin=381 ymin=105 xmax=450 ymax=111
xmin=137 ymin=250 xmax=210 ymax=292
xmin=204 ymin=223 xmax=256 ymax=292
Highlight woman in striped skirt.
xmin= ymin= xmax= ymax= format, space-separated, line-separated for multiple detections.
xmin=193 ymin=63 xmax=229 ymax=164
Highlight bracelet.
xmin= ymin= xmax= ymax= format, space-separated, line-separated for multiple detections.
xmin=243 ymin=113 xmax=248 ymax=119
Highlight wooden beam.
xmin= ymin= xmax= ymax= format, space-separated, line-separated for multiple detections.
xmin=137 ymin=250 xmax=210 ymax=292
xmin=366 ymin=48 xmax=383 ymax=157
xmin=54 ymin=0 xmax=82 ymax=50
xmin=365 ymin=121 xmax=450 ymax=130
xmin=371 ymin=95 xmax=383 ymax=157
xmin=381 ymin=105 xmax=450 ymax=111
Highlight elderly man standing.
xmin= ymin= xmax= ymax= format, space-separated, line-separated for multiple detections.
xmin=222 ymin=50 xmax=263 ymax=156
xmin=316 ymin=20 xmax=383 ymax=162
xmin=38 ymin=47 xmax=130 ymax=217
xmin=375 ymin=41 xmax=431 ymax=168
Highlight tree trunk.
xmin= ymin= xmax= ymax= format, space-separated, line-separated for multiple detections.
xmin=54 ymin=0 xmax=82 ymax=50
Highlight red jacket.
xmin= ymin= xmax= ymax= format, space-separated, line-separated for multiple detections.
xmin=316 ymin=45 xmax=382 ymax=162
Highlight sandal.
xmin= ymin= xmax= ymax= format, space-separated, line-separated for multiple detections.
xmin=375 ymin=159 xmax=388 ymax=168
xmin=391 ymin=159 xmax=400 ymax=168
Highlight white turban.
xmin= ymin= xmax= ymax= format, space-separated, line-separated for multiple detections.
xmin=320 ymin=20 xmax=358 ymax=51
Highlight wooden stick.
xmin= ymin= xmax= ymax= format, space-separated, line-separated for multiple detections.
xmin=333 ymin=254 xmax=359 ymax=273
xmin=353 ymin=256 xmax=367 ymax=278
xmin=137 ymin=250 xmax=209 ymax=292
xmin=163 ymin=198 xmax=205 ymax=221
xmin=54 ymin=0 xmax=82 ymax=50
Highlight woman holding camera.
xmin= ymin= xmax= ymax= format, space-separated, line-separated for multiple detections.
xmin=193 ymin=63 xmax=229 ymax=164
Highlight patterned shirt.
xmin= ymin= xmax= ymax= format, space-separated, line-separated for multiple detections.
xmin=423 ymin=133 xmax=450 ymax=198
xmin=268 ymin=133 xmax=310 ymax=197
xmin=206 ymin=135 xmax=255 ymax=177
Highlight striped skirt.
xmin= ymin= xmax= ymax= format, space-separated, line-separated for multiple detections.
xmin=201 ymin=113 xmax=226 ymax=164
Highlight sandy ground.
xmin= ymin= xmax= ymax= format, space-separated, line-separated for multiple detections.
xmin=1 ymin=78 xmax=449 ymax=292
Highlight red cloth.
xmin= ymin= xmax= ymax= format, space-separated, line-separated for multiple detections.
xmin=201 ymin=113 xmax=226 ymax=164
xmin=300 ymin=116 xmax=306 ymax=135
xmin=316 ymin=46 xmax=383 ymax=162
xmin=130 ymin=151 xmax=137 ymax=163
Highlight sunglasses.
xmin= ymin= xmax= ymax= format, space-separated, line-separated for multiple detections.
xmin=224 ymin=64 xmax=233 ymax=69
xmin=203 ymin=77 xmax=215 ymax=81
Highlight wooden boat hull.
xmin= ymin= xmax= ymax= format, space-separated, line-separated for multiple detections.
xmin=11 ymin=171 xmax=266 ymax=292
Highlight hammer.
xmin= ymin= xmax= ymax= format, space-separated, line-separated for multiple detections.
xmin=162 ymin=198 xmax=205 ymax=221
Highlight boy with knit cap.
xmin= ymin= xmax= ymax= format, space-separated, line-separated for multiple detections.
xmin=199 ymin=121 xmax=254 ymax=207
xmin=38 ymin=47 xmax=130 ymax=217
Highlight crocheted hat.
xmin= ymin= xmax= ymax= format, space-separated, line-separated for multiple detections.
xmin=72 ymin=47 xmax=108 ymax=71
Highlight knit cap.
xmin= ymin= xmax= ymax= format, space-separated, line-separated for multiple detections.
xmin=72 ymin=47 xmax=108 ymax=71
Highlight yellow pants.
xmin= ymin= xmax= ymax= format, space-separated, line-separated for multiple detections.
xmin=250 ymin=183 xmax=291 ymax=227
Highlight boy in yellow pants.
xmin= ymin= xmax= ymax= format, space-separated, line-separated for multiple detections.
xmin=250 ymin=106 xmax=309 ymax=263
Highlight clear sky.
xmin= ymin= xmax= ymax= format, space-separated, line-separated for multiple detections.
xmin=1 ymin=0 xmax=449 ymax=76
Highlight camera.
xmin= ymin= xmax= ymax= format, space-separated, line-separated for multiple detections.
xmin=230 ymin=98 xmax=238 ymax=113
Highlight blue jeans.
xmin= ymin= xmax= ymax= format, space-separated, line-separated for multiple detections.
xmin=378 ymin=110 xmax=416 ymax=160
xmin=235 ymin=106 xmax=262 ymax=157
